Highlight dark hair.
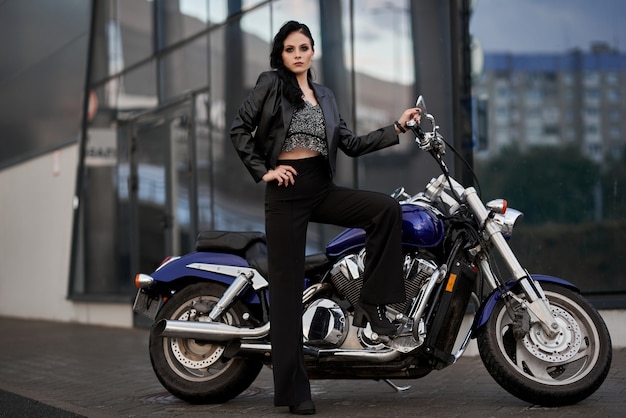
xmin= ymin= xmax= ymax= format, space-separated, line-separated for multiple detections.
xmin=270 ymin=21 xmax=315 ymax=109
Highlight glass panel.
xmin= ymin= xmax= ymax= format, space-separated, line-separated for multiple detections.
xmin=208 ymin=0 xmax=228 ymax=24
xmin=83 ymin=125 xmax=123 ymax=294
xmin=470 ymin=0 xmax=626 ymax=295
xmin=170 ymin=114 xmax=194 ymax=255
xmin=114 ymin=0 xmax=154 ymax=70
xmin=0 ymin=0 xmax=89 ymax=168
xmin=179 ymin=0 xmax=267 ymax=31
xmin=241 ymin=4 xmax=274 ymax=85
xmin=160 ymin=0 xmax=209 ymax=48
xmin=134 ymin=119 xmax=169 ymax=273
xmin=127 ymin=105 xmax=193 ymax=274
xmin=75 ymin=59 xmax=156 ymax=296
xmin=352 ymin=0 xmax=414 ymax=87
xmin=206 ymin=13 xmax=268 ymax=234
xmin=116 ymin=121 xmax=133 ymax=294
xmin=193 ymin=91 xmax=212 ymax=231
xmin=116 ymin=61 xmax=158 ymax=112
xmin=72 ymin=80 xmax=132 ymax=297
xmin=352 ymin=0 xmax=415 ymax=191
xmin=159 ymin=35 xmax=208 ymax=101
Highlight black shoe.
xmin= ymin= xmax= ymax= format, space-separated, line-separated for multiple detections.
xmin=289 ymin=399 xmax=316 ymax=415
xmin=353 ymin=303 xmax=397 ymax=336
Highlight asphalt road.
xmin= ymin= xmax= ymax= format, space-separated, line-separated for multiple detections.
xmin=0 ymin=390 xmax=84 ymax=418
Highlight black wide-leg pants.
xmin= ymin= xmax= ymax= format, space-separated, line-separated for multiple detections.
xmin=265 ymin=155 xmax=405 ymax=406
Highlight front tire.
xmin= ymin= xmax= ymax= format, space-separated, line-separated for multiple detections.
xmin=149 ymin=282 xmax=263 ymax=403
xmin=476 ymin=283 xmax=611 ymax=406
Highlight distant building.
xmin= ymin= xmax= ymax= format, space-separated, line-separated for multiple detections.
xmin=473 ymin=42 xmax=626 ymax=163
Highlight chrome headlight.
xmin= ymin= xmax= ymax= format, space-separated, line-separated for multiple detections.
xmin=492 ymin=208 xmax=524 ymax=237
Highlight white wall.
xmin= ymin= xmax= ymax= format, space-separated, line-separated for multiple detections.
xmin=0 ymin=145 xmax=132 ymax=327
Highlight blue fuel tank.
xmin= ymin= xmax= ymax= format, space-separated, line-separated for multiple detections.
xmin=326 ymin=203 xmax=444 ymax=257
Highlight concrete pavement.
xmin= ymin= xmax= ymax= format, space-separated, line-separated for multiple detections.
xmin=0 ymin=317 xmax=624 ymax=417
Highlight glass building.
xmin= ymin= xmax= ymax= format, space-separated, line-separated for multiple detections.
xmin=0 ymin=0 xmax=624 ymax=321
xmin=69 ymin=0 xmax=474 ymax=304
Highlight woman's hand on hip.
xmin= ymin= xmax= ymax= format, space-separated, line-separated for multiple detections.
xmin=263 ymin=165 xmax=298 ymax=186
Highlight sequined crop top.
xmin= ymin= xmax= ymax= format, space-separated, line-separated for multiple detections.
xmin=282 ymin=101 xmax=328 ymax=156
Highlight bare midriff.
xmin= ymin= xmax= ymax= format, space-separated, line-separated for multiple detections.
xmin=278 ymin=148 xmax=321 ymax=160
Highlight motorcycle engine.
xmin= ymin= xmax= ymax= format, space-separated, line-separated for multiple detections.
xmin=301 ymin=251 xmax=437 ymax=349
xmin=302 ymin=298 xmax=348 ymax=347
xmin=330 ymin=249 xmax=437 ymax=315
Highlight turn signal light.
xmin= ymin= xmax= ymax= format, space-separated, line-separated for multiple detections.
xmin=135 ymin=273 xmax=154 ymax=289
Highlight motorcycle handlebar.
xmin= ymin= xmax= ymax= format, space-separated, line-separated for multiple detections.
xmin=408 ymin=117 xmax=445 ymax=156
xmin=407 ymin=121 xmax=425 ymax=140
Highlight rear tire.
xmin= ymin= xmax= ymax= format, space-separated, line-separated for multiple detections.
xmin=476 ymin=283 xmax=611 ymax=406
xmin=149 ymin=282 xmax=263 ymax=403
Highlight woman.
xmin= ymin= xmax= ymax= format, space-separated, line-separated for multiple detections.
xmin=230 ymin=21 xmax=421 ymax=415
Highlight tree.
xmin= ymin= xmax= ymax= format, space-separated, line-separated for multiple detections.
xmin=475 ymin=145 xmax=599 ymax=224
xmin=601 ymin=148 xmax=626 ymax=221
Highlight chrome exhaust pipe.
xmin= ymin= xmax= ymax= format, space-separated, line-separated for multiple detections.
xmin=238 ymin=343 xmax=400 ymax=363
xmin=155 ymin=319 xmax=270 ymax=342
xmin=317 ymin=348 xmax=400 ymax=362
xmin=157 ymin=320 xmax=400 ymax=363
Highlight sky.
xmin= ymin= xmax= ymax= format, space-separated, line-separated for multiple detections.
xmin=470 ymin=0 xmax=626 ymax=53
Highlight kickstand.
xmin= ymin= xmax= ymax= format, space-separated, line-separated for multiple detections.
xmin=382 ymin=379 xmax=411 ymax=392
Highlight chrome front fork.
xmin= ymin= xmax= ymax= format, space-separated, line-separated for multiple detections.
xmin=465 ymin=187 xmax=559 ymax=338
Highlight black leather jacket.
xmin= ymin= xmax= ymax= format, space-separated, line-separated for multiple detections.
xmin=230 ymin=71 xmax=399 ymax=183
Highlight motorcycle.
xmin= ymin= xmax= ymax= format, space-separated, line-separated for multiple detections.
xmin=133 ymin=96 xmax=611 ymax=406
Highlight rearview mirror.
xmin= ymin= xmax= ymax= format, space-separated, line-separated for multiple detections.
xmin=407 ymin=95 xmax=427 ymax=128
xmin=415 ymin=95 xmax=426 ymax=115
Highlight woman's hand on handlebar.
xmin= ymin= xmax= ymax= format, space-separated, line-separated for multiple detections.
xmin=395 ymin=108 xmax=422 ymax=134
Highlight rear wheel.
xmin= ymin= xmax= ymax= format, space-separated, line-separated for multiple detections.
xmin=149 ymin=282 xmax=263 ymax=403
xmin=476 ymin=283 xmax=611 ymax=406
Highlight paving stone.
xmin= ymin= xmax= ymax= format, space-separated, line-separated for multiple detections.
xmin=0 ymin=317 xmax=623 ymax=417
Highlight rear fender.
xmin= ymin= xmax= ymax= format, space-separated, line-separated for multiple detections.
xmin=149 ymin=252 xmax=263 ymax=305
xmin=471 ymin=274 xmax=580 ymax=333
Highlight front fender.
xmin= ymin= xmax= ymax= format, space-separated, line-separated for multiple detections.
xmin=148 ymin=252 xmax=262 ymax=304
xmin=471 ymin=274 xmax=580 ymax=333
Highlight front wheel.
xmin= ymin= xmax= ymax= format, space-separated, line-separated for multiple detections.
xmin=476 ymin=283 xmax=611 ymax=406
xmin=149 ymin=282 xmax=263 ymax=403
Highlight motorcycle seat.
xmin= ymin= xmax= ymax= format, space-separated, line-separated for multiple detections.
xmin=195 ymin=231 xmax=269 ymax=277
xmin=195 ymin=231 xmax=266 ymax=252
xmin=194 ymin=231 xmax=330 ymax=281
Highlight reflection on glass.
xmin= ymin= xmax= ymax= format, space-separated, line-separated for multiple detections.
xmin=355 ymin=0 xmax=412 ymax=85
xmin=158 ymin=0 xmax=210 ymax=48
xmin=117 ymin=62 xmax=158 ymax=111
xmin=75 ymin=0 xmax=626 ymax=299
xmin=114 ymin=0 xmax=153 ymax=69
xmin=471 ymin=0 xmax=626 ymax=294
xmin=160 ymin=35 xmax=208 ymax=101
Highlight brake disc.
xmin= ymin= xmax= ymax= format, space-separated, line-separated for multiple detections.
xmin=170 ymin=309 xmax=225 ymax=369
xmin=522 ymin=305 xmax=582 ymax=363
